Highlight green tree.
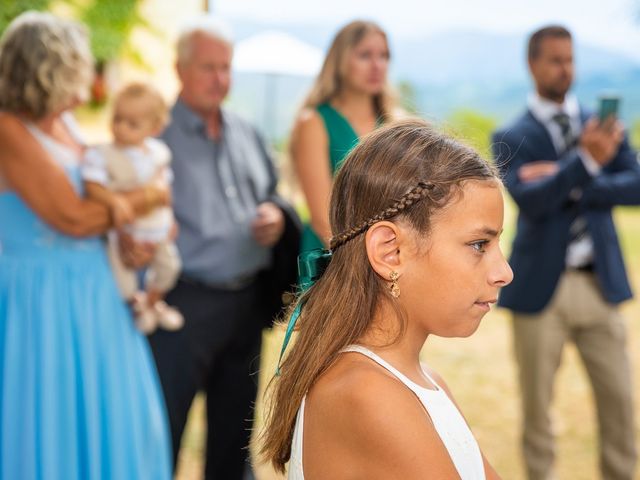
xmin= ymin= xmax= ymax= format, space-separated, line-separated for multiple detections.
xmin=80 ymin=0 xmax=151 ymax=66
xmin=630 ymin=119 xmax=640 ymax=150
xmin=0 ymin=0 xmax=148 ymax=65
xmin=443 ymin=109 xmax=498 ymax=160
xmin=0 ymin=0 xmax=49 ymax=33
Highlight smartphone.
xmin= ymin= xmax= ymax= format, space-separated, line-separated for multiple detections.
xmin=598 ymin=96 xmax=620 ymax=123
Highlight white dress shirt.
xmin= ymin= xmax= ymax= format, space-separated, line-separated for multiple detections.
xmin=527 ymin=93 xmax=598 ymax=267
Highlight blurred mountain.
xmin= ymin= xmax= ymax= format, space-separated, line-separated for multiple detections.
xmin=225 ymin=18 xmax=640 ymax=140
xmin=392 ymin=30 xmax=639 ymax=84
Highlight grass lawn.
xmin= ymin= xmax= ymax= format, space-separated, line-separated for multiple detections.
xmin=176 ymin=206 xmax=640 ymax=480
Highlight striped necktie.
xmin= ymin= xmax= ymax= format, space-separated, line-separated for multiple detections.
xmin=552 ymin=112 xmax=574 ymax=152
xmin=553 ymin=112 xmax=590 ymax=260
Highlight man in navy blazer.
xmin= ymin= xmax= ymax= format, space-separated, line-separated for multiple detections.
xmin=492 ymin=25 xmax=639 ymax=480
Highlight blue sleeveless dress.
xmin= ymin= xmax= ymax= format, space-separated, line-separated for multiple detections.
xmin=0 ymin=127 xmax=171 ymax=479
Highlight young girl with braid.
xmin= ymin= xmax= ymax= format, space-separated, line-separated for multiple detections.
xmin=261 ymin=120 xmax=513 ymax=479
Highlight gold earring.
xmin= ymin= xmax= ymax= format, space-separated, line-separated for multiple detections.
xmin=389 ymin=271 xmax=400 ymax=298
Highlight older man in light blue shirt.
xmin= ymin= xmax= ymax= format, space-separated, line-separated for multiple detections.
xmin=164 ymin=98 xmax=278 ymax=287
xmin=148 ymin=16 xmax=291 ymax=480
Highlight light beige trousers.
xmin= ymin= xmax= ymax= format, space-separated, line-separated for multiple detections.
xmin=108 ymin=236 xmax=181 ymax=300
xmin=513 ymin=270 xmax=637 ymax=480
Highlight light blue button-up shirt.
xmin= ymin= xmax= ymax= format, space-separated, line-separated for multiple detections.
xmin=162 ymin=100 xmax=276 ymax=284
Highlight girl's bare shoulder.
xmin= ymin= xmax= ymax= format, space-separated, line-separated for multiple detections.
xmin=303 ymin=353 xmax=459 ymax=477
xmin=307 ymin=352 xmax=413 ymax=422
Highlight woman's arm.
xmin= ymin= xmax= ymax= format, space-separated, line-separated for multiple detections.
xmin=0 ymin=113 xmax=168 ymax=237
xmin=85 ymin=181 xmax=135 ymax=229
xmin=0 ymin=113 xmax=110 ymax=236
xmin=290 ymin=108 xmax=333 ymax=247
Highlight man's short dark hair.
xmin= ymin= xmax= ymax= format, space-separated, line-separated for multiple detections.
xmin=528 ymin=26 xmax=572 ymax=60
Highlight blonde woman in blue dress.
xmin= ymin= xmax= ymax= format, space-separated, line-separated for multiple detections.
xmin=0 ymin=12 xmax=171 ymax=479
xmin=261 ymin=121 xmax=512 ymax=479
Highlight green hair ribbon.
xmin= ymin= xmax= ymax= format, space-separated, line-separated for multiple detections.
xmin=275 ymin=248 xmax=332 ymax=375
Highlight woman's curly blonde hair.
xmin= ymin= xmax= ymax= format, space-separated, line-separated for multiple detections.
xmin=0 ymin=11 xmax=94 ymax=119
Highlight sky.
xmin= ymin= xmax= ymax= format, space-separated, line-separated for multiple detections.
xmin=211 ymin=0 xmax=640 ymax=61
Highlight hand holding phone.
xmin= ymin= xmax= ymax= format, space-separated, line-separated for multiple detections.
xmin=598 ymin=95 xmax=620 ymax=124
xmin=580 ymin=117 xmax=624 ymax=167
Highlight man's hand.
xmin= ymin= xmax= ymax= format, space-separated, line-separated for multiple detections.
xmin=579 ymin=117 xmax=624 ymax=166
xmin=110 ymin=194 xmax=135 ymax=228
xmin=251 ymin=202 xmax=285 ymax=247
xmin=518 ymin=161 xmax=559 ymax=183
xmin=118 ymin=231 xmax=157 ymax=268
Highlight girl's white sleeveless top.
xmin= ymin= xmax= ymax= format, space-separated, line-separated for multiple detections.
xmin=288 ymin=345 xmax=486 ymax=480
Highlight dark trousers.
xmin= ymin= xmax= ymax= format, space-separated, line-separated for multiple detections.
xmin=148 ymin=278 xmax=264 ymax=480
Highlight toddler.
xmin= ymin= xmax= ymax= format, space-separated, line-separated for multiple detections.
xmin=83 ymin=82 xmax=183 ymax=334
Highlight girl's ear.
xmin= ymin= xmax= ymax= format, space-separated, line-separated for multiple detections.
xmin=364 ymin=221 xmax=404 ymax=279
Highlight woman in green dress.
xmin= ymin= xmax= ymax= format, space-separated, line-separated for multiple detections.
xmin=290 ymin=20 xmax=398 ymax=252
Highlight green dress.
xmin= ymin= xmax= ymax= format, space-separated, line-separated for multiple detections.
xmin=300 ymin=103 xmax=359 ymax=252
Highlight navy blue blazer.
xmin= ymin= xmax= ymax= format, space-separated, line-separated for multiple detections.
xmin=492 ymin=108 xmax=640 ymax=313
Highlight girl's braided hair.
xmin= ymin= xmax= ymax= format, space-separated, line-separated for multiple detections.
xmin=329 ymin=181 xmax=435 ymax=250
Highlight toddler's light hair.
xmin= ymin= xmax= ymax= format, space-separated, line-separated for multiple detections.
xmin=113 ymin=82 xmax=169 ymax=130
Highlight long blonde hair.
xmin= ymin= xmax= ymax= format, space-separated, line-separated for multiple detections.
xmin=260 ymin=120 xmax=499 ymax=472
xmin=303 ymin=20 xmax=396 ymax=120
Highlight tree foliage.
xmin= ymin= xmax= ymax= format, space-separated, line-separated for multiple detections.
xmin=80 ymin=0 xmax=151 ymax=65
xmin=0 ymin=0 xmax=50 ymax=33
xmin=0 ymin=0 xmax=147 ymax=64
xmin=631 ymin=119 xmax=640 ymax=150
xmin=444 ymin=109 xmax=498 ymax=161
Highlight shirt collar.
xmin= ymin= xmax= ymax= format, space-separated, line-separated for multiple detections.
xmin=527 ymin=92 xmax=580 ymax=124
xmin=172 ymin=98 xmax=229 ymax=138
